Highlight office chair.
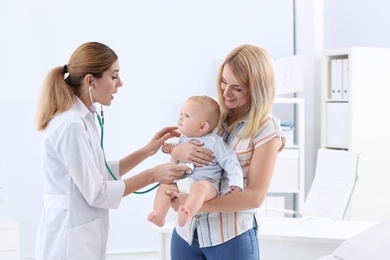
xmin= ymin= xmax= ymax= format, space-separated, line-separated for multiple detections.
xmin=261 ymin=148 xmax=360 ymax=220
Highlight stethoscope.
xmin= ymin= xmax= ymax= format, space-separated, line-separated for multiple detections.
xmin=89 ymin=86 xmax=159 ymax=194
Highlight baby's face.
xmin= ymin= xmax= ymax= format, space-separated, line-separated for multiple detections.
xmin=178 ymin=100 xmax=206 ymax=137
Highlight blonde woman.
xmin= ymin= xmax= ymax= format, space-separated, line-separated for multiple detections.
xmin=167 ymin=44 xmax=286 ymax=260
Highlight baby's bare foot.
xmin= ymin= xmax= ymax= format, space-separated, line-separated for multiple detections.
xmin=147 ymin=211 xmax=165 ymax=227
xmin=178 ymin=205 xmax=192 ymax=227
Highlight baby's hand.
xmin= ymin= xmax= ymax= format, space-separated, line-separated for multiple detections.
xmin=230 ymin=185 xmax=242 ymax=192
xmin=162 ymin=143 xmax=175 ymax=154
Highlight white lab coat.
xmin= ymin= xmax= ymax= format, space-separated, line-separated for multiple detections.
xmin=35 ymin=98 xmax=125 ymax=260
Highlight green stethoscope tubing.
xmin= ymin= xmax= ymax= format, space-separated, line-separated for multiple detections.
xmin=97 ymin=114 xmax=160 ymax=194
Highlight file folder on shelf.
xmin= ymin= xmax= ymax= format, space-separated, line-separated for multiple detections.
xmin=342 ymin=58 xmax=349 ymax=100
xmin=330 ymin=59 xmax=343 ymax=99
xmin=330 ymin=58 xmax=349 ymax=100
xmin=274 ymin=55 xmax=304 ymax=95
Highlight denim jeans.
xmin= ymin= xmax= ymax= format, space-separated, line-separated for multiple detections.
xmin=170 ymin=219 xmax=259 ymax=260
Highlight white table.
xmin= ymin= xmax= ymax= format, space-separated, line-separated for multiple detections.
xmin=154 ymin=217 xmax=377 ymax=260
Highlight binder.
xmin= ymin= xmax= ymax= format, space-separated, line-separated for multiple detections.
xmin=331 ymin=59 xmax=343 ymax=99
xmin=342 ymin=58 xmax=349 ymax=100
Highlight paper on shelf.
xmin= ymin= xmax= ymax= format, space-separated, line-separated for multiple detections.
xmin=273 ymin=55 xmax=305 ymax=95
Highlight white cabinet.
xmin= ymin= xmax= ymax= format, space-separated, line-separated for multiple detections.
xmin=0 ymin=216 xmax=19 ymax=259
xmin=270 ymin=148 xmax=299 ymax=192
xmin=321 ymin=47 xmax=390 ymax=221
xmin=267 ymin=97 xmax=305 ymax=213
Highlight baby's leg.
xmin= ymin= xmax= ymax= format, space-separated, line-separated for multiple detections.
xmin=148 ymin=183 xmax=178 ymax=227
xmin=178 ymin=180 xmax=217 ymax=227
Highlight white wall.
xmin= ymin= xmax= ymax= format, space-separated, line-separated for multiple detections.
xmin=324 ymin=0 xmax=390 ymax=49
xmin=3 ymin=0 xmax=389 ymax=258
xmin=0 ymin=0 xmax=294 ymax=257
xmin=295 ymin=0 xmax=324 ymax=197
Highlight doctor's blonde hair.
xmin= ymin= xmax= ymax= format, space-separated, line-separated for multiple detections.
xmin=216 ymin=44 xmax=275 ymax=138
xmin=35 ymin=42 xmax=118 ymax=131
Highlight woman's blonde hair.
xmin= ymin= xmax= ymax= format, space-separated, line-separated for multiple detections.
xmin=216 ymin=44 xmax=275 ymax=138
xmin=35 ymin=42 xmax=118 ymax=131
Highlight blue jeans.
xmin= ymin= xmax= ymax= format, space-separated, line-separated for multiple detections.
xmin=170 ymin=219 xmax=259 ymax=260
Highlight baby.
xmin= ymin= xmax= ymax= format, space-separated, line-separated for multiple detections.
xmin=147 ymin=95 xmax=243 ymax=227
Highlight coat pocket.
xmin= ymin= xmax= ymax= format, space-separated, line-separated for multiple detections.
xmin=66 ymin=217 xmax=103 ymax=260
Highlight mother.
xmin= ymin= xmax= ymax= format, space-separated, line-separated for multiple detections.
xmin=168 ymin=44 xmax=286 ymax=260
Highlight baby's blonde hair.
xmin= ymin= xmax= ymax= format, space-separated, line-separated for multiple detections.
xmin=188 ymin=95 xmax=221 ymax=132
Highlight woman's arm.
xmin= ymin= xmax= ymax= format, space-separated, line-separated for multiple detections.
xmin=170 ymin=140 xmax=215 ymax=167
xmin=170 ymin=137 xmax=280 ymax=213
xmin=202 ymin=138 xmax=279 ymax=212
xmin=119 ymin=126 xmax=181 ymax=176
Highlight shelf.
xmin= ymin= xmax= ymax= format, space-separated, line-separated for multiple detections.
xmin=267 ymin=98 xmax=305 ymax=213
xmin=325 ymin=100 xmax=348 ymax=103
xmin=321 ymin=47 xmax=390 ymax=221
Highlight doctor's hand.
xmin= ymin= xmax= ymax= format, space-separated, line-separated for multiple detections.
xmin=166 ymin=189 xmax=188 ymax=212
xmin=123 ymin=163 xmax=188 ymax=196
xmin=144 ymin=126 xmax=181 ymax=156
xmin=151 ymin=163 xmax=188 ymax=184
xmin=171 ymin=140 xmax=214 ymax=167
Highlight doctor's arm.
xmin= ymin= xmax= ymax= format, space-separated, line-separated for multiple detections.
xmin=119 ymin=126 xmax=181 ymax=175
xmin=118 ymin=126 xmax=188 ymax=197
xmin=122 ymin=163 xmax=188 ymax=196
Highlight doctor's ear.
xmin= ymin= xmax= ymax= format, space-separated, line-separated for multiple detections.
xmin=84 ymin=74 xmax=95 ymax=87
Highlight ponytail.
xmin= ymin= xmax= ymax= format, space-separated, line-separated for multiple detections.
xmin=35 ymin=66 xmax=76 ymax=131
xmin=36 ymin=42 xmax=118 ymax=131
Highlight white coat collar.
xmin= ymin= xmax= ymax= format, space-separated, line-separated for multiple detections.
xmin=72 ymin=97 xmax=93 ymax=119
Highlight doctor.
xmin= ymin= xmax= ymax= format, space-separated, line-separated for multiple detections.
xmin=34 ymin=42 xmax=188 ymax=259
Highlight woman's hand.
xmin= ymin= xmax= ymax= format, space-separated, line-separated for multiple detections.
xmin=171 ymin=140 xmax=214 ymax=167
xmin=166 ymin=189 xmax=188 ymax=211
xmin=162 ymin=142 xmax=175 ymax=154
xmin=145 ymin=126 xmax=181 ymax=156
